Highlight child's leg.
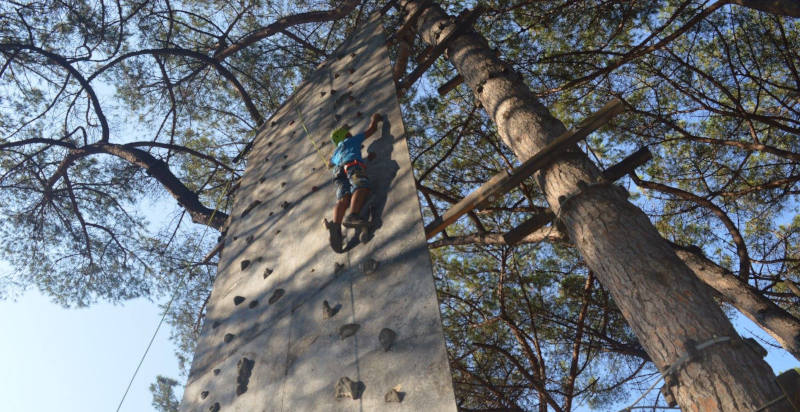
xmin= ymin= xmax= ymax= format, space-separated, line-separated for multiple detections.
xmin=334 ymin=194 xmax=351 ymax=224
xmin=349 ymin=188 xmax=370 ymax=215
xmin=332 ymin=166 xmax=352 ymax=224
xmin=347 ymin=166 xmax=370 ymax=215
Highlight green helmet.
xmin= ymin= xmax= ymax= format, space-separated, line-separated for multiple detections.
xmin=331 ymin=127 xmax=349 ymax=146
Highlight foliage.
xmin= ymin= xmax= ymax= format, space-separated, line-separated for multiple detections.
xmin=149 ymin=375 xmax=180 ymax=412
xmin=1 ymin=0 xmax=799 ymax=410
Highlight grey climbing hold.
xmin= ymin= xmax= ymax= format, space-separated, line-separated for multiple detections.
xmin=200 ymin=390 xmax=209 ymax=399
xmin=263 ymin=268 xmax=273 ymax=279
xmin=362 ymin=258 xmax=379 ymax=274
xmin=379 ymin=328 xmax=397 ymax=351
xmin=259 ymin=176 xmax=266 ymax=183
xmin=281 ymin=181 xmax=287 ymax=187
xmin=385 ymin=388 xmax=404 ymax=403
xmin=248 ymin=300 xmax=259 ymax=309
xmin=334 ymin=262 xmax=345 ymax=274
xmin=224 ymin=333 xmax=235 ymax=343
xmin=268 ymin=288 xmax=285 ymax=304
xmin=246 ymin=235 xmax=254 ymax=244
xmin=241 ymin=260 xmax=251 ymax=271
xmin=233 ymin=296 xmax=245 ymax=306
xmin=212 ymin=320 xmax=221 ymax=329
xmin=241 ymin=200 xmax=262 ymax=218
xmin=209 ymin=402 xmax=220 ymax=412
xmin=334 ymin=377 xmax=364 ymax=400
xmin=280 ymin=201 xmax=290 ymax=209
xmin=339 ymin=323 xmax=360 ymax=339
xmin=282 ymin=164 xmax=288 ymax=170
xmin=323 ymin=300 xmax=338 ymax=319
xmin=213 ymin=369 xmax=221 ymax=375
xmin=236 ymin=357 xmax=255 ymax=396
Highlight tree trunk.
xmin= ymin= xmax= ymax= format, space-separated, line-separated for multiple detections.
xmin=728 ymin=0 xmax=800 ymax=18
xmin=399 ymin=1 xmax=788 ymax=410
xmin=672 ymin=243 xmax=800 ymax=361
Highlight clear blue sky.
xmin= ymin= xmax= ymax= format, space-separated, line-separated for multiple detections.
xmin=0 ymin=290 xmax=183 ymax=412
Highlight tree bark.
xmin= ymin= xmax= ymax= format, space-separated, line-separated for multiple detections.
xmin=431 ymin=227 xmax=800 ymax=362
xmin=672 ymin=243 xmax=800 ymax=361
xmin=728 ymin=0 xmax=800 ymax=18
xmin=399 ymin=1 xmax=788 ymax=410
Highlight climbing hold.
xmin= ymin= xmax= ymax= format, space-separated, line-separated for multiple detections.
xmin=212 ymin=320 xmax=221 ymax=329
xmin=246 ymin=235 xmax=254 ymax=244
xmin=351 ymin=52 xmax=356 ymax=58
xmin=379 ymin=328 xmax=397 ymax=352
xmin=334 ymin=73 xmax=340 ymax=78
xmin=224 ymin=333 xmax=235 ymax=343
xmin=241 ymin=260 xmax=251 ymax=271
xmin=268 ymin=288 xmax=285 ymax=304
xmin=311 ymin=186 xmax=318 ymax=192
xmin=282 ymin=164 xmax=288 ymax=170
xmin=323 ymin=300 xmax=339 ymax=319
xmin=268 ymin=211 xmax=274 ymax=217
xmin=385 ymin=388 xmax=404 ymax=403
xmin=334 ymin=262 xmax=345 ymax=274
xmin=349 ymin=68 xmax=355 ymax=74
xmin=356 ymin=111 xmax=362 ymax=117
xmin=241 ymin=200 xmax=262 ymax=218
xmin=200 ymin=391 xmax=209 ymax=400
xmin=213 ymin=369 xmax=221 ymax=375
xmin=275 ymin=229 xmax=281 ymax=235
xmin=281 ymin=182 xmax=287 ymax=187
xmin=209 ymin=402 xmax=220 ymax=412
xmin=248 ymin=300 xmax=259 ymax=309
xmin=339 ymin=323 xmax=360 ymax=339
xmin=289 ymin=120 xmax=295 ymax=125
xmin=236 ymin=357 xmax=255 ymax=396
xmin=348 ymin=81 xmax=354 ymax=87
xmin=280 ymin=201 xmax=290 ymax=209
xmin=361 ymin=258 xmax=379 ymax=275
xmin=283 ymin=154 xmax=288 ymax=159
xmin=320 ymin=91 xmax=326 ymax=97
xmin=233 ymin=296 xmax=245 ymax=306
xmin=330 ymin=89 xmax=337 ymax=94
xmin=335 ymin=114 xmax=342 ymax=121
xmin=334 ymin=377 xmax=364 ymax=400
xmin=270 ymin=121 xmax=277 ymax=127
xmin=259 ymin=176 xmax=266 ymax=183
xmin=263 ymin=268 xmax=273 ymax=279
xmin=268 ymin=141 xmax=273 ymax=147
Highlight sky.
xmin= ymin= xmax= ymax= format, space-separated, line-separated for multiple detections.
xmin=0 ymin=290 xmax=184 ymax=412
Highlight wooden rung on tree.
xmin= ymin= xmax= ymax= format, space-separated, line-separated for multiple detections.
xmin=502 ymin=146 xmax=652 ymax=245
xmin=424 ymin=98 xmax=625 ymax=239
xmin=437 ymin=74 xmax=463 ymax=96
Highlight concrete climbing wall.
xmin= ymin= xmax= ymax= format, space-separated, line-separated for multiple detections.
xmin=179 ymin=14 xmax=458 ymax=412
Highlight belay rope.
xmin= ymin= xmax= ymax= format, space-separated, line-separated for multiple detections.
xmin=292 ymin=93 xmax=330 ymax=169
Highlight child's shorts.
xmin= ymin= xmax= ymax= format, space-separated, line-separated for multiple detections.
xmin=333 ymin=164 xmax=369 ymax=200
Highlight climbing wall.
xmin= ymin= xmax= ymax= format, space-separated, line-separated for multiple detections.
xmin=178 ymin=14 xmax=458 ymax=412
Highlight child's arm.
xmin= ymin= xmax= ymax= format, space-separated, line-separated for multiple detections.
xmin=363 ymin=113 xmax=383 ymax=139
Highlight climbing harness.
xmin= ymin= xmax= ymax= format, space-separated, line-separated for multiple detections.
xmin=343 ymin=159 xmax=367 ymax=174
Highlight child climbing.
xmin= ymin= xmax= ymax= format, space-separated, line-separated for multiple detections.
xmin=323 ymin=113 xmax=383 ymax=253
